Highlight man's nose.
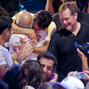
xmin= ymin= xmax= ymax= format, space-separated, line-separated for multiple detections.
xmin=63 ymin=20 xmax=67 ymax=24
xmin=43 ymin=66 xmax=47 ymax=72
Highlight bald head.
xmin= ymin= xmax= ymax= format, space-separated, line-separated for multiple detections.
xmin=16 ymin=10 xmax=33 ymax=28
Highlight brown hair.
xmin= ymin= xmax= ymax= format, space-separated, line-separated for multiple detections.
xmin=58 ymin=2 xmax=78 ymax=15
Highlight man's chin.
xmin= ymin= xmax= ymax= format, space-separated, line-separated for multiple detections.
xmin=64 ymin=26 xmax=71 ymax=30
xmin=43 ymin=75 xmax=49 ymax=81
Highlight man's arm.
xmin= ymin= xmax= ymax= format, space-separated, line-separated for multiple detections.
xmin=77 ymin=48 xmax=89 ymax=71
xmin=11 ymin=23 xmax=37 ymax=40
xmin=45 ymin=0 xmax=55 ymax=15
xmin=0 ymin=64 xmax=7 ymax=80
xmin=0 ymin=64 xmax=17 ymax=80
xmin=33 ymin=41 xmax=49 ymax=54
xmin=33 ymin=21 xmax=56 ymax=54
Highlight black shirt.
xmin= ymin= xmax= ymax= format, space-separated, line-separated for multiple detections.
xmin=48 ymin=22 xmax=89 ymax=81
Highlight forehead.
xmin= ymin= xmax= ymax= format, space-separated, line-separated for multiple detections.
xmin=59 ymin=8 xmax=71 ymax=18
xmin=39 ymin=57 xmax=54 ymax=66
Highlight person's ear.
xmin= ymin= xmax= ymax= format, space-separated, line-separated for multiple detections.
xmin=3 ymin=28 xmax=9 ymax=36
xmin=74 ymin=13 xmax=78 ymax=20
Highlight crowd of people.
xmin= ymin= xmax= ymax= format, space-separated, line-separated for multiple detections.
xmin=0 ymin=0 xmax=89 ymax=89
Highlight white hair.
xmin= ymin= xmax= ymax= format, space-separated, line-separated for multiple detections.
xmin=16 ymin=12 xmax=33 ymax=29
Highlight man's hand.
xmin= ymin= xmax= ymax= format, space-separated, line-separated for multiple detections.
xmin=77 ymin=48 xmax=88 ymax=71
xmin=16 ymin=39 xmax=37 ymax=63
xmin=84 ymin=71 xmax=89 ymax=80
xmin=77 ymin=48 xmax=87 ymax=60
xmin=35 ymin=30 xmax=41 ymax=41
xmin=68 ymin=71 xmax=77 ymax=77
xmin=27 ymin=29 xmax=37 ymax=40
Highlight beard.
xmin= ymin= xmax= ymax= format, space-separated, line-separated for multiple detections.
xmin=43 ymin=73 xmax=51 ymax=82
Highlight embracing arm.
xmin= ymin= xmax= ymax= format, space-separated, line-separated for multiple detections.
xmin=11 ymin=23 xmax=37 ymax=40
xmin=33 ymin=41 xmax=49 ymax=54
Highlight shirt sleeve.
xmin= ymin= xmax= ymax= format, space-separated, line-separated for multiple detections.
xmin=47 ymin=32 xmax=59 ymax=58
xmin=0 ymin=50 xmax=7 ymax=65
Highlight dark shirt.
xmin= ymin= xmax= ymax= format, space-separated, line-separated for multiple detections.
xmin=48 ymin=22 xmax=89 ymax=81
xmin=52 ymin=13 xmax=62 ymax=30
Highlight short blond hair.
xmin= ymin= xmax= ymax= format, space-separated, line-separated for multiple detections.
xmin=58 ymin=2 xmax=78 ymax=15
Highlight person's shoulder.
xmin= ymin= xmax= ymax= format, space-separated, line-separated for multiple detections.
xmin=52 ymin=13 xmax=59 ymax=18
xmin=78 ymin=11 xmax=89 ymax=24
xmin=48 ymin=21 xmax=56 ymax=29
xmin=80 ymin=22 xmax=89 ymax=27
xmin=80 ymin=22 xmax=89 ymax=32
xmin=52 ymin=29 xmax=62 ymax=38
xmin=0 ymin=45 xmax=8 ymax=52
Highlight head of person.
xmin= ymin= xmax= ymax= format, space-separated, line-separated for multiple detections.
xmin=50 ymin=82 xmax=69 ymax=89
xmin=38 ymin=82 xmax=53 ymax=89
xmin=16 ymin=10 xmax=33 ymax=29
xmin=61 ymin=76 xmax=84 ymax=89
xmin=0 ymin=16 xmax=12 ymax=42
xmin=38 ymin=82 xmax=68 ymax=89
xmin=33 ymin=10 xmax=52 ymax=31
xmin=37 ymin=51 xmax=57 ymax=81
xmin=17 ymin=60 xmax=44 ymax=89
xmin=58 ymin=2 xmax=78 ymax=32
xmin=65 ymin=0 xmax=78 ymax=8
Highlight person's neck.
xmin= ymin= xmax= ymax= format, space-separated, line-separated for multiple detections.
xmin=44 ymin=27 xmax=48 ymax=34
xmin=0 ymin=36 xmax=5 ymax=47
xmin=71 ymin=22 xmax=80 ymax=36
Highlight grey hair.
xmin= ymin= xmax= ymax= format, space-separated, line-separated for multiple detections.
xmin=16 ymin=13 xmax=33 ymax=29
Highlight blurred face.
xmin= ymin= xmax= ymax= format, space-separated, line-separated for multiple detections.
xmin=59 ymin=8 xmax=77 ymax=32
xmin=39 ymin=57 xmax=54 ymax=81
xmin=32 ymin=20 xmax=41 ymax=31
xmin=5 ymin=28 xmax=12 ymax=42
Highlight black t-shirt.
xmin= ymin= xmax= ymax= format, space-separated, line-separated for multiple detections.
xmin=48 ymin=22 xmax=89 ymax=81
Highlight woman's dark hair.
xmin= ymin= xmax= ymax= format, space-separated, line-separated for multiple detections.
xmin=34 ymin=10 xmax=52 ymax=30
xmin=17 ymin=60 xmax=44 ymax=89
